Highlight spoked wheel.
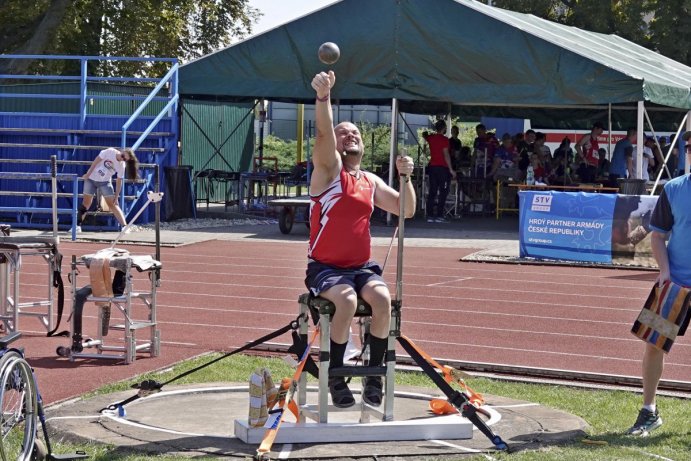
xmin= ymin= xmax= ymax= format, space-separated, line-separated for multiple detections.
xmin=0 ymin=352 xmax=37 ymax=461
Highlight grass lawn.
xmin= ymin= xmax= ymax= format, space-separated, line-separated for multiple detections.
xmin=49 ymin=354 xmax=690 ymax=461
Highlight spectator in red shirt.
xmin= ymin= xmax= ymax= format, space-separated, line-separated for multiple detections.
xmin=426 ymin=120 xmax=456 ymax=222
xmin=575 ymin=122 xmax=604 ymax=183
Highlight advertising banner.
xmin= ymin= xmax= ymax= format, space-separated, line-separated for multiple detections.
xmin=519 ymin=191 xmax=658 ymax=266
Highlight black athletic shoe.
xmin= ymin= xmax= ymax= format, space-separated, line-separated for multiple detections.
xmin=328 ymin=377 xmax=355 ymax=408
xmin=362 ymin=376 xmax=383 ymax=406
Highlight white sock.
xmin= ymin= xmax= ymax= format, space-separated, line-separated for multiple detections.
xmin=643 ymin=404 xmax=656 ymax=413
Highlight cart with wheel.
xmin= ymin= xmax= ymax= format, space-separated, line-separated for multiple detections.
xmin=267 ymin=196 xmax=310 ymax=234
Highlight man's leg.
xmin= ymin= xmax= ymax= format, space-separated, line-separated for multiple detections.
xmin=642 ymin=344 xmax=664 ymax=407
xmin=318 ymin=284 xmax=358 ymax=408
xmin=426 ymin=170 xmax=440 ymax=219
xmin=629 ymin=343 xmax=664 ymax=435
xmin=359 ymin=279 xmax=392 ymax=406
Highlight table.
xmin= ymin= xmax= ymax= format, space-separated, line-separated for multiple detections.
xmin=495 ymin=182 xmax=619 ymax=219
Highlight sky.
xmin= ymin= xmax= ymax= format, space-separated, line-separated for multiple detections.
xmin=248 ymin=0 xmax=335 ymax=36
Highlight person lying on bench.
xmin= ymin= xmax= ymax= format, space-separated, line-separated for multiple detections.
xmin=70 ymin=269 xmax=126 ymax=352
xmin=306 ymin=70 xmax=416 ymax=408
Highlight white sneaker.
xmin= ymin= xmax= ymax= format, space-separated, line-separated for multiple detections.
xmin=122 ymin=226 xmax=132 ymax=234
xmin=74 ymin=225 xmax=82 ymax=233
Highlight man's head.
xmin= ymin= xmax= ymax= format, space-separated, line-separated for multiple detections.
xmin=434 ymin=119 xmax=446 ymax=134
xmin=451 ymin=125 xmax=459 ymax=137
xmin=476 ymin=124 xmax=486 ymax=136
xmin=525 ymin=129 xmax=536 ymax=144
xmin=334 ymin=122 xmax=364 ymax=157
xmin=626 ymin=128 xmax=637 ymax=140
xmin=592 ymin=121 xmax=605 ymax=135
xmin=534 ymin=132 xmax=546 ymax=145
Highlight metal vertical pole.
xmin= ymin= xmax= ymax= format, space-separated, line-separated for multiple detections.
xmin=636 ymin=101 xmax=644 ymax=179
xmin=686 ymin=110 xmax=691 ymax=175
xmin=387 ymin=98 xmax=399 ymax=226
xmin=51 ymin=155 xmax=58 ymax=240
xmin=608 ymin=103 xmax=612 ymax=159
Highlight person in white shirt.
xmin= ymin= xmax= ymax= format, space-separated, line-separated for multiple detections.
xmin=631 ymin=137 xmax=656 ymax=181
xmin=77 ymin=147 xmax=139 ymax=231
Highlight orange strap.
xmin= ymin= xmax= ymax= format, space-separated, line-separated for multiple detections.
xmin=256 ymin=325 xmax=320 ymax=457
xmin=400 ymin=334 xmax=484 ymax=407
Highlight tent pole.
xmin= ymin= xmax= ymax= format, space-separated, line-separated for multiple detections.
xmin=608 ymin=103 xmax=612 ymax=159
xmin=387 ymin=98 xmax=399 ymax=226
xmin=296 ymin=104 xmax=304 ymax=195
xmin=643 ymin=108 xmax=672 ymax=180
xmin=649 ymin=113 xmax=688 ymax=195
xmin=686 ymin=111 xmax=691 ymax=175
xmin=636 ymin=101 xmax=644 ymax=179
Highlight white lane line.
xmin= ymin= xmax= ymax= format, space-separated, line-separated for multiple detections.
xmin=427 ymin=277 xmax=472 ymax=287
xmin=161 ymin=341 xmax=197 ymax=346
xmin=490 ymin=403 xmax=540 ymax=408
xmin=409 ymin=338 xmax=691 ymax=367
xmin=430 ymin=439 xmax=496 ymax=460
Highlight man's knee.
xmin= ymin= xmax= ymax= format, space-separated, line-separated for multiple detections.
xmin=361 ymin=283 xmax=392 ymax=316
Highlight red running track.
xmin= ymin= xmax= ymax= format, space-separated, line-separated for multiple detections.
xmin=12 ymin=239 xmax=689 ymax=404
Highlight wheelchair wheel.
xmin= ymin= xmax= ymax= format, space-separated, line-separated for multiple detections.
xmin=0 ymin=351 xmax=37 ymax=461
xmin=278 ymin=207 xmax=294 ymax=234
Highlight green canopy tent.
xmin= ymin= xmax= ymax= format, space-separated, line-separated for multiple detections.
xmin=180 ymin=0 xmax=691 ymax=179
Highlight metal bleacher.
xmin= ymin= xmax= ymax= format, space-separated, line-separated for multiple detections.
xmin=0 ymin=55 xmax=179 ymax=232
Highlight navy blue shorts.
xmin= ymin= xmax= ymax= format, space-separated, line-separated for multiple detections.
xmin=305 ymin=261 xmax=384 ymax=297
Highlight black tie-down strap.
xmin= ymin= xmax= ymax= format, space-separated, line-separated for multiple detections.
xmin=99 ymin=313 xmax=307 ymax=412
xmin=396 ymin=335 xmax=509 ymax=451
xmin=47 ymin=249 xmax=69 ymax=337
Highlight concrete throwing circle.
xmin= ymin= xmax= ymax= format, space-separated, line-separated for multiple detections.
xmin=47 ymin=383 xmax=587 ymax=459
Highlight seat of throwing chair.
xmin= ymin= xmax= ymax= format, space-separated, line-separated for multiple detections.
xmin=298 ymin=293 xmax=373 ymax=317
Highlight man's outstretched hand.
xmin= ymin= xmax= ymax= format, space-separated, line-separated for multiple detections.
xmin=311 ymin=71 xmax=335 ymax=100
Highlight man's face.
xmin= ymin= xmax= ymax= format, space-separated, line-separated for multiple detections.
xmin=525 ymin=132 xmax=536 ymax=143
xmin=335 ymin=123 xmax=364 ymax=156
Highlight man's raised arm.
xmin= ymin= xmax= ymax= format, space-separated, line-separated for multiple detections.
xmin=311 ymin=71 xmax=340 ymax=189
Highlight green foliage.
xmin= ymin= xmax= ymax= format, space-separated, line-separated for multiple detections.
xmin=487 ymin=0 xmax=690 ymax=67
xmin=0 ymin=0 xmax=260 ymax=77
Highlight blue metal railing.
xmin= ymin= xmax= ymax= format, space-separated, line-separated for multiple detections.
xmin=0 ymin=54 xmax=179 ymax=229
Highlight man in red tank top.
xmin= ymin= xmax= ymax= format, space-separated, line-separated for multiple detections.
xmin=307 ymin=70 xmax=416 ymax=408
xmin=575 ymin=121 xmax=604 ymax=183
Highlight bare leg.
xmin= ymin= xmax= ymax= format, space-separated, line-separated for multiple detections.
xmin=104 ymin=196 xmax=127 ymax=227
xmin=318 ymin=284 xmax=357 ymax=344
xmin=359 ymin=279 xmax=392 ymax=339
xmin=642 ymin=343 xmax=664 ymax=406
xmin=79 ymin=194 xmax=94 ymax=224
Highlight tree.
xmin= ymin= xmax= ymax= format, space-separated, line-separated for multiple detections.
xmin=0 ymin=0 xmax=260 ymax=76
xmin=487 ymin=0 xmax=689 ymax=67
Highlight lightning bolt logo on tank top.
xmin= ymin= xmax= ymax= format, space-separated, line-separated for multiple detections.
xmin=308 ymin=168 xmax=375 ymax=268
